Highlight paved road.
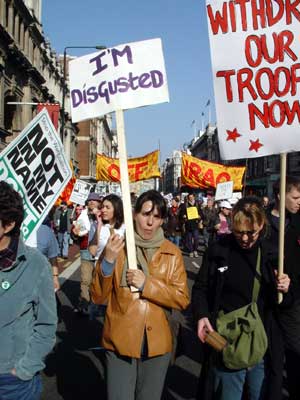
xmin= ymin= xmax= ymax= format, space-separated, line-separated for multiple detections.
xmin=41 ymin=251 xmax=204 ymax=400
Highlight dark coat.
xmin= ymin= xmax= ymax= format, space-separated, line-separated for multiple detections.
xmin=179 ymin=201 xmax=204 ymax=232
xmin=192 ymin=234 xmax=291 ymax=400
xmin=267 ymin=211 xmax=300 ymax=357
xmin=165 ymin=206 xmax=181 ymax=236
xmin=267 ymin=211 xmax=300 ymax=301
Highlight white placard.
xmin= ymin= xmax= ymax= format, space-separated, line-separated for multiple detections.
xmin=207 ymin=0 xmax=300 ymax=160
xmin=69 ymin=179 xmax=93 ymax=205
xmin=0 ymin=109 xmax=72 ymax=242
xmin=215 ymin=181 xmax=234 ymax=201
xmin=69 ymin=38 xmax=169 ymax=122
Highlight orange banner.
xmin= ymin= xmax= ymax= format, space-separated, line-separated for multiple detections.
xmin=96 ymin=150 xmax=160 ymax=182
xmin=181 ymin=153 xmax=245 ymax=191
xmin=55 ymin=161 xmax=76 ymax=206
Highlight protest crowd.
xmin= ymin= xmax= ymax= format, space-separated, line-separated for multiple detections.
xmin=2 ymin=1 xmax=300 ymax=399
xmin=1 ymin=173 xmax=300 ymax=400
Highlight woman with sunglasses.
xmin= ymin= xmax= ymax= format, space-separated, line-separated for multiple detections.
xmin=192 ymin=196 xmax=291 ymax=400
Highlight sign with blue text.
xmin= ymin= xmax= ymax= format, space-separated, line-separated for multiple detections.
xmin=207 ymin=0 xmax=300 ymax=160
xmin=69 ymin=38 xmax=169 ymax=122
xmin=0 ymin=109 xmax=72 ymax=242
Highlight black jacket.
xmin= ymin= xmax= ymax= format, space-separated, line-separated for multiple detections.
xmin=192 ymin=234 xmax=290 ymax=400
xmin=267 ymin=211 xmax=300 ymax=353
xmin=267 ymin=211 xmax=300 ymax=300
xmin=179 ymin=201 xmax=204 ymax=231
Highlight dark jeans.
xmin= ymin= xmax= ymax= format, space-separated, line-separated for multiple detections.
xmin=0 ymin=373 xmax=42 ymax=400
xmin=213 ymin=360 xmax=265 ymax=400
xmin=185 ymin=229 xmax=200 ymax=252
xmin=169 ymin=235 xmax=180 ymax=247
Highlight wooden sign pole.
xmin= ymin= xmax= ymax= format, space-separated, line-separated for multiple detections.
xmin=278 ymin=152 xmax=287 ymax=304
xmin=115 ymin=109 xmax=138 ymax=292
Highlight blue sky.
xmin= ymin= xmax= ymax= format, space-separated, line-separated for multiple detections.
xmin=42 ymin=1 xmax=216 ymax=163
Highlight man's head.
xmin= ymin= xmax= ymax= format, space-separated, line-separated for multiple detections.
xmin=187 ymin=193 xmax=195 ymax=204
xmin=273 ymin=176 xmax=300 ymax=214
xmin=0 ymin=181 xmax=24 ymax=238
xmin=262 ymin=196 xmax=269 ymax=208
xmin=60 ymin=201 xmax=68 ymax=210
xmin=207 ymin=198 xmax=214 ymax=208
xmin=86 ymin=192 xmax=102 ymax=212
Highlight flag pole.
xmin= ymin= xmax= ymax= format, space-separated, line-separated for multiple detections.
xmin=278 ymin=152 xmax=287 ymax=304
xmin=115 ymin=109 xmax=139 ymax=293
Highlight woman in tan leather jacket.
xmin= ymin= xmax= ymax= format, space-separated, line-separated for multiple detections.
xmin=91 ymin=190 xmax=189 ymax=400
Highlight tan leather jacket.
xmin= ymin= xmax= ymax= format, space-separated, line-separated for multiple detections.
xmin=90 ymin=239 xmax=189 ymax=358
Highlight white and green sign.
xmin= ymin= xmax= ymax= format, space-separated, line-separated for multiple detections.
xmin=0 ymin=109 xmax=72 ymax=242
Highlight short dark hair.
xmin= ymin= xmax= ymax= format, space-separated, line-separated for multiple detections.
xmin=135 ymin=190 xmax=167 ymax=219
xmin=102 ymin=194 xmax=124 ymax=229
xmin=273 ymin=175 xmax=300 ymax=198
xmin=0 ymin=181 xmax=24 ymax=237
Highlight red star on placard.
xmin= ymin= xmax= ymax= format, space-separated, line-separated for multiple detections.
xmin=249 ymin=139 xmax=263 ymax=152
xmin=226 ymin=128 xmax=241 ymax=142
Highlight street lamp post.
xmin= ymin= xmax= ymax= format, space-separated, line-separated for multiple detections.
xmin=60 ymin=45 xmax=106 ymax=142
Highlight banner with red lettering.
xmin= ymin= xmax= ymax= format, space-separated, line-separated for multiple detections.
xmin=207 ymin=0 xmax=300 ymax=160
xmin=96 ymin=150 xmax=160 ymax=182
xmin=181 ymin=153 xmax=245 ymax=190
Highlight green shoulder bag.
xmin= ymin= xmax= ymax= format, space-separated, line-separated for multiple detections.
xmin=216 ymin=247 xmax=268 ymax=370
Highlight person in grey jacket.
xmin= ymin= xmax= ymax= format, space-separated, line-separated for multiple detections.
xmin=0 ymin=181 xmax=57 ymax=399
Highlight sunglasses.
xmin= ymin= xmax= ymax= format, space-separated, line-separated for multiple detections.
xmin=233 ymin=229 xmax=260 ymax=238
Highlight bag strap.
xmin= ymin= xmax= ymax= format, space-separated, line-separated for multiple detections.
xmin=251 ymin=247 xmax=261 ymax=303
xmin=211 ymin=248 xmax=230 ymax=324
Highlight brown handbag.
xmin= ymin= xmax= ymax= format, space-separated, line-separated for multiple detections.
xmin=205 ymin=330 xmax=227 ymax=352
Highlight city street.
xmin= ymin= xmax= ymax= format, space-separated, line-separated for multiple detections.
xmin=41 ymin=247 xmax=204 ymax=400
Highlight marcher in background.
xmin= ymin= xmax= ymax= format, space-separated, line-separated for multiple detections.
xmin=89 ymin=194 xmax=125 ymax=261
xmin=179 ymin=193 xmax=204 ymax=258
xmin=202 ymin=198 xmax=217 ymax=248
xmin=130 ymin=191 xmax=138 ymax=209
xmin=90 ymin=190 xmax=189 ymax=400
xmin=262 ymin=196 xmax=270 ymax=210
xmin=72 ymin=193 xmax=102 ymax=315
xmin=165 ymin=197 xmax=181 ymax=247
xmin=213 ymin=200 xmax=232 ymax=240
xmin=192 ymin=196 xmax=291 ymax=400
xmin=0 ymin=181 xmax=57 ymax=400
xmin=267 ymin=176 xmax=300 ymax=400
xmin=36 ymin=216 xmax=60 ymax=292
xmin=54 ymin=201 xmax=73 ymax=259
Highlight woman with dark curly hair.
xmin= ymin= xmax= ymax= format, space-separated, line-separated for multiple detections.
xmin=0 ymin=181 xmax=57 ymax=399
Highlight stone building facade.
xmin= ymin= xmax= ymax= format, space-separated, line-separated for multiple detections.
xmin=0 ymin=0 xmax=66 ymax=144
xmin=0 ymin=0 xmax=116 ymax=188
xmin=161 ymin=150 xmax=181 ymax=194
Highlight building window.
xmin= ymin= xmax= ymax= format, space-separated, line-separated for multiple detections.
xmin=5 ymin=2 xmax=9 ymax=27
